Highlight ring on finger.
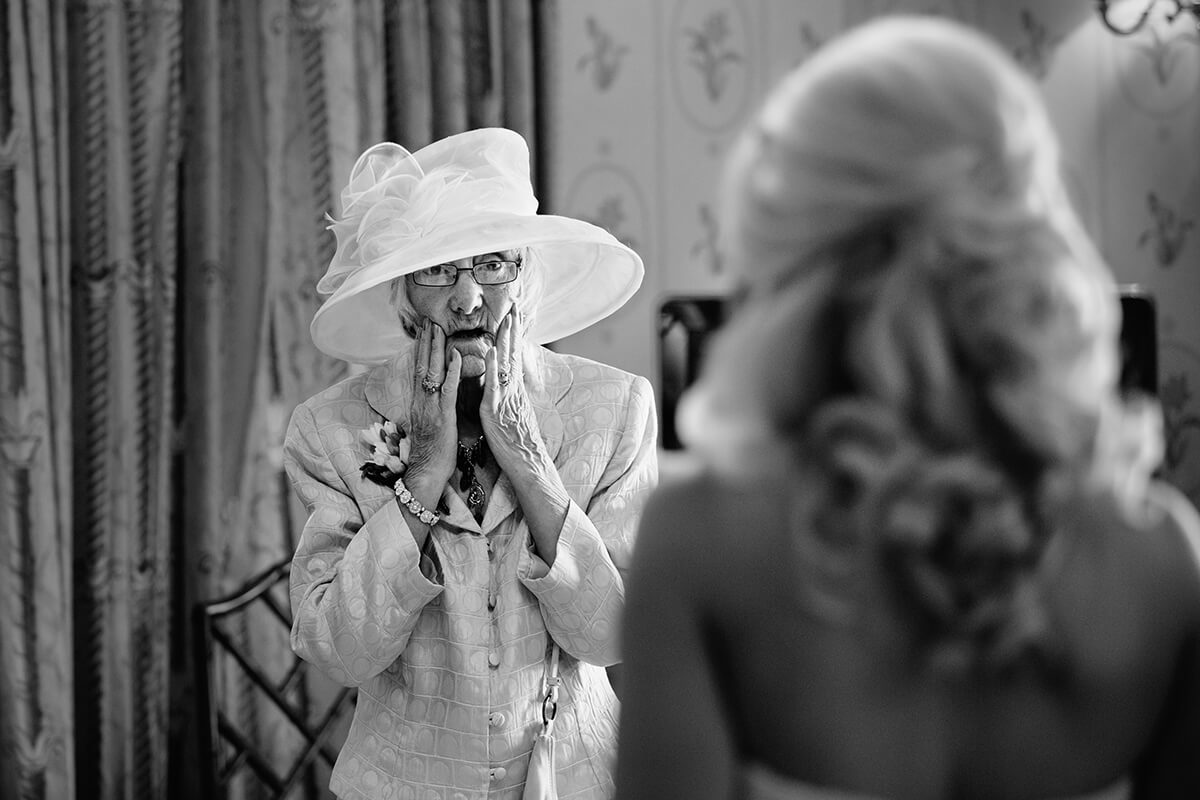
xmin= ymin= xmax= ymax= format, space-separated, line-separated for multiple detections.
xmin=421 ymin=376 xmax=442 ymax=395
xmin=498 ymin=370 xmax=510 ymax=387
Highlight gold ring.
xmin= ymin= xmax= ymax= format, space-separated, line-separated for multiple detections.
xmin=421 ymin=377 xmax=442 ymax=394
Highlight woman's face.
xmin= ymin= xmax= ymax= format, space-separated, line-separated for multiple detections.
xmin=405 ymin=250 xmax=522 ymax=378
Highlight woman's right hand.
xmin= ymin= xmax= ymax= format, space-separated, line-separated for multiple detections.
xmin=403 ymin=319 xmax=461 ymax=511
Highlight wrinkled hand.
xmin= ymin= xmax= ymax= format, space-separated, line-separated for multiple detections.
xmin=481 ymin=308 xmax=550 ymax=481
xmin=405 ymin=319 xmax=461 ymax=507
xmin=482 ymin=307 xmax=569 ymax=562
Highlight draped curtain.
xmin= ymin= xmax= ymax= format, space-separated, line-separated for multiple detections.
xmin=0 ymin=1 xmax=555 ymax=798
xmin=0 ymin=2 xmax=74 ymax=799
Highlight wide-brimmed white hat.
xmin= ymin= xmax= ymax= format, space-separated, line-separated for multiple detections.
xmin=310 ymin=127 xmax=644 ymax=364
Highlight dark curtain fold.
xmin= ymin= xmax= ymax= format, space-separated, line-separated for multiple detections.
xmin=502 ymin=0 xmax=536 ymax=145
xmin=385 ymin=0 xmax=433 ymax=149
xmin=63 ymin=0 xmax=183 ymax=798
xmin=0 ymin=1 xmax=74 ymax=798
xmin=532 ymin=0 xmax=559 ymax=208
xmin=429 ymin=0 xmax=468 ymax=137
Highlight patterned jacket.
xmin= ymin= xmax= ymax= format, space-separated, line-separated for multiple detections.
xmin=283 ymin=345 xmax=658 ymax=799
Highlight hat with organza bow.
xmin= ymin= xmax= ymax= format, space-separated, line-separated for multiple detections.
xmin=310 ymin=127 xmax=645 ymax=365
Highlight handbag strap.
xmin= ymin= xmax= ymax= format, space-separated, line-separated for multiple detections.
xmin=540 ymin=643 xmax=561 ymax=730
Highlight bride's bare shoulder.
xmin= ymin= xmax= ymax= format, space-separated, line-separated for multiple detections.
xmin=1144 ymin=481 xmax=1200 ymax=589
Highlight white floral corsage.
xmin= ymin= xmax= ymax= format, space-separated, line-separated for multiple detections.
xmin=359 ymin=418 xmax=410 ymax=489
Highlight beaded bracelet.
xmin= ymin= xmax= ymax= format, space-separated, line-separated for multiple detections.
xmin=394 ymin=478 xmax=440 ymax=527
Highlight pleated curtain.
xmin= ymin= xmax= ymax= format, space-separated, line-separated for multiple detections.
xmin=0 ymin=1 xmax=555 ymax=799
xmin=0 ymin=2 xmax=75 ymax=799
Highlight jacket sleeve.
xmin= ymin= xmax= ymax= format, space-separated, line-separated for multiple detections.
xmin=283 ymin=402 xmax=444 ymax=687
xmin=517 ymin=374 xmax=659 ymax=666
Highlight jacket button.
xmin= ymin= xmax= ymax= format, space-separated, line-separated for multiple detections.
xmin=490 ymin=767 xmax=507 ymax=781
xmin=489 ymin=711 xmax=506 ymax=728
xmin=488 ymin=651 xmax=500 ymax=667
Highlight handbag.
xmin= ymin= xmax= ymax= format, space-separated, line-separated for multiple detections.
xmin=522 ymin=643 xmax=561 ymax=800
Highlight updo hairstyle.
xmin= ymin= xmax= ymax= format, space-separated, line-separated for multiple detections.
xmin=682 ymin=16 xmax=1162 ymax=677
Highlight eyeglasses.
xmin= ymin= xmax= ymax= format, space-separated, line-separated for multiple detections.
xmin=410 ymin=260 xmax=522 ymax=287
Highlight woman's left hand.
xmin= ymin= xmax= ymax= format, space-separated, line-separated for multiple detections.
xmin=481 ymin=307 xmax=548 ymax=474
xmin=482 ymin=307 xmax=570 ymax=561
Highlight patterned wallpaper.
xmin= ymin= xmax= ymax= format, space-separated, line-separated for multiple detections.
xmin=548 ymin=0 xmax=1200 ymax=504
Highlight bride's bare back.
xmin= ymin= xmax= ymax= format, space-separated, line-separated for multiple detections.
xmin=618 ymin=471 xmax=1200 ymax=799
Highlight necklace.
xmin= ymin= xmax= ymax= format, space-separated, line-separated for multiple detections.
xmin=457 ymin=436 xmax=490 ymax=517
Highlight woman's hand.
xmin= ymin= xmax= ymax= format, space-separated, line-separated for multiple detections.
xmin=405 ymin=319 xmax=461 ymax=510
xmin=482 ymin=308 xmax=569 ymax=561
xmin=481 ymin=308 xmax=545 ymax=471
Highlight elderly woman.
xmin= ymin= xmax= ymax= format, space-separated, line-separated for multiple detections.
xmin=284 ymin=128 xmax=657 ymax=799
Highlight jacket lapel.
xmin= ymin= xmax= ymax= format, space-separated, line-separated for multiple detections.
xmin=525 ymin=346 xmax=570 ymax=464
xmin=364 ymin=349 xmax=415 ymax=427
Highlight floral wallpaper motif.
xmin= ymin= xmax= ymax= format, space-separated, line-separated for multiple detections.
xmin=1012 ymin=7 xmax=1064 ymax=78
xmin=690 ymin=203 xmax=723 ymax=276
xmin=1160 ymin=341 xmax=1200 ymax=501
xmin=683 ymin=11 xmax=744 ymax=101
xmin=1113 ymin=8 xmax=1199 ymax=115
xmin=577 ymin=16 xmax=630 ymax=91
xmin=796 ymin=22 xmax=826 ymax=65
xmin=670 ymin=0 xmax=751 ymax=132
xmin=1138 ymin=191 xmax=1196 ymax=267
xmin=590 ymin=195 xmax=641 ymax=252
xmin=1162 ymin=373 xmax=1200 ymax=471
